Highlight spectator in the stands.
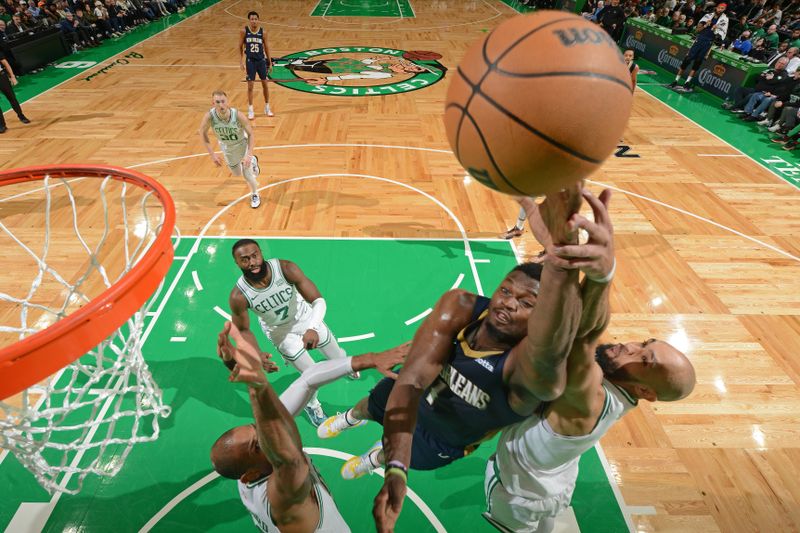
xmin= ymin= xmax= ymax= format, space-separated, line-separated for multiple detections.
xmin=599 ymin=0 xmax=626 ymax=40
xmin=789 ymin=28 xmax=800 ymax=49
xmin=730 ymin=14 xmax=751 ymax=37
xmin=5 ymin=12 xmax=28 ymax=35
xmin=102 ymin=0 xmax=124 ymax=33
xmin=74 ymin=6 xmax=101 ymax=39
xmin=59 ymin=11 xmax=95 ymax=50
xmin=785 ymin=47 xmax=800 ymax=74
xmin=656 ymin=6 xmax=672 ymax=25
xmin=25 ymin=0 xmax=39 ymax=19
xmin=766 ymin=41 xmax=791 ymax=64
xmin=0 ymin=5 xmax=10 ymax=24
xmin=750 ymin=17 xmax=768 ymax=39
xmin=723 ymin=56 xmax=790 ymax=110
xmin=89 ymin=0 xmax=114 ymax=36
xmin=761 ymin=70 xmax=800 ymax=129
xmin=764 ymin=23 xmax=780 ymax=48
xmin=731 ymin=29 xmax=754 ymax=53
xmin=740 ymin=61 xmax=795 ymax=121
xmin=0 ymin=19 xmax=7 ymax=39
xmin=748 ymin=36 xmax=769 ymax=60
xmin=585 ymin=0 xmax=605 ymax=21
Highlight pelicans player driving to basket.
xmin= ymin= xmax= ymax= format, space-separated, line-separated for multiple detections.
xmin=240 ymin=11 xmax=273 ymax=119
xmin=199 ymin=90 xmax=262 ymax=208
xmin=229 ymin=239 xmax=357 ymax=428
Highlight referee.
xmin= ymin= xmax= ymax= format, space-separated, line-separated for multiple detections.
xmin=0 ymin=50 xmax=30 ymax=134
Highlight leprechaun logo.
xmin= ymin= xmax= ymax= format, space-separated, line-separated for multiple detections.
xmin=270 ymin=46 xmax=446 ymax=96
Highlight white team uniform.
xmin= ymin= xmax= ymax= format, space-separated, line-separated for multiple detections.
xmin=237 ymin=456 xmax=351 ymax=533
xmin=236 ymin=258 xmax=335 ymax=362
xmin=484 ymin=380 xmax=637 ymax=532
xmin=209 ymin=107 xmax=249 ymax=170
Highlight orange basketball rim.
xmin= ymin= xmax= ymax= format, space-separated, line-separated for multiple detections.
xmin=0 ymin=165 xmax=176 ymax=400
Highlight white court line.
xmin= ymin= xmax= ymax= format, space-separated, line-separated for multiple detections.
xmin=627 ymin=506 xmax=658 ymax=515
xmin=180 ymin=235 xmax=507 ymax=242
xmin=191 ymin=271 xmax=203 ymax=291
xmin=226 ymin=0 xmax=502 ymax=31
xmin=639 ymin=89 xmax=799 ymax=190
xmin=451 ymin=272 xmax=465 ymax=289
xmin=405 ymin=308 xmax=432 ymax=326
xmin=587 ymin=179 xmax=800 ymax=263
xmin=213 ymin=306 xmax=232 ymax=320
xmin=594 ymin=443 xmax=635 ymax=532
xmin=138 ymin=471 xmax=220 ymax=533
xmin=174 ymin=256 xmax=187 ymax=260
xmin=338 ymin=333 xmax=376 ymax=343
xmin=191 ymin=172 xmax=485 ymax=297
xmin=696 ymin=153 xmax=747 ymax=157
xmin=138 ymin=448 xmax=446 ymax=533
xmin=169 ymin=337 xmax=186 ymax=342
xmin=473 ymin=258 xmax=491 ymax=263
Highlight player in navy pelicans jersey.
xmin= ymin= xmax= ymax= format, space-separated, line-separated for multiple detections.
xmin=318 ymin=186 xmax=590 ymax=530
xmin=239 ymin=11 xmax=273 ymax=119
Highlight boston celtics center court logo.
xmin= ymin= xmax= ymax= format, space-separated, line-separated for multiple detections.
xmin=270 ymin=46 xmax=446 ymax=96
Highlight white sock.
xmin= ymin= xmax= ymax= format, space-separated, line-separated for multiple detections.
xmin=367 ymin=447 xmax=382 ymax=468
xmin=344 ymin=408 xmax=360 ymax=425
xmin=514 ymin=206 xmax=526 ymax=230
xmin=242 ymin=162 xmax=258 ymax=193
xmin=685 ymin=76 xmax=693 ymax=84
xmin=674 ymin=74 xmax=681 ymax=82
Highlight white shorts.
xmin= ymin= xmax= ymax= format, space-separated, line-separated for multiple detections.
xmin=222 ymin=141 xmax=248 ymax=170
xmin=260 ymin=316 xmax=334 ymax=362
xmin=484 ymin=456 xmax=572 ymax=532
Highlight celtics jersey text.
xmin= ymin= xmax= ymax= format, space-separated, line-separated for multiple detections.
xmin=209 ymin=107 xmax=247 ymax=150
xmin=244 ymin=26 xmax=265 ymax=60
xmin=416 ymin=296 xmax=528 ymax=450
xmin=236 ymin=258 xmax=310 ymax=328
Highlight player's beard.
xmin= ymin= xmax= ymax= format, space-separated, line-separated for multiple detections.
xmin=241 ymin=260 xmax=268 ymax=282
xmin=595 ymin=343 xmax=628 ymax=380
xmin=483 ymin=319 xmax=520 ymax=348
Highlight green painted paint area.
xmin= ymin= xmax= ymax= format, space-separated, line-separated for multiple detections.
xmin=634 ymin=58 xmax=800 ymax=189
xmin=0 ymin=238 xmax=626 ymax=532
xmin=0 ymin=0 xmax=220 ymax=113
xmin=498 ymin=0 xmax=535 ymax=13
xmin=311 ymin=0 xmax=415 ymax=18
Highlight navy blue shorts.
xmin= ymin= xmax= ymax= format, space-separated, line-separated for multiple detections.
xmin=246 ymin=58 xmax=268 ymax=81
xmin=682 ymin=41 xmax=712 ymax=69
xmin=368 ymin=376 xmax=465 ymax=471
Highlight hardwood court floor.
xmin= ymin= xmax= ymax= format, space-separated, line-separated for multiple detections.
xmin=2 ymin=1 xmax=800 ymax=532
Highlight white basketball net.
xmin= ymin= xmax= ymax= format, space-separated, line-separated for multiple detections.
xmin=0 ymin=173 xmax=174 ymax=495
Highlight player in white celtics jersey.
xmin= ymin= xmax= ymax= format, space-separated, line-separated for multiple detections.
xmin=229 ymin=238 xmax=356 ymax=427
xmin=199 ymin=90 xmax=262 ymax=209
xmin=210 ymin=322 xmax=408 ymax=533
xmin=484 ymin=190 xmax=697 ymax=533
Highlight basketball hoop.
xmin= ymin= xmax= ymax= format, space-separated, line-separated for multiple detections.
xmin=0 ymin=165 xmax=176 ymax=495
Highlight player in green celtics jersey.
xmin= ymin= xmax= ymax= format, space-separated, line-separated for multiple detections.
xmin=229 ymin=238 xmax=357 ymax=427
xmin=199 ymin=90 xmax=262 ymax=209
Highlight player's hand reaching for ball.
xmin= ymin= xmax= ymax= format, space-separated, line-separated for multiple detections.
xmin=373 ymin=473 xmax=407 ymax=533
xmin=302 ymin=329 xmax=319 ymax=350
xmin=354 ymin=341 xmax=411 ymax=380
xmin=550 ymin=188 xmax=615 ymax=283
xmin=217 ymin=322 xmax=276 ymax=385
xmin=518 ymin=180 xmax=583 ymax=257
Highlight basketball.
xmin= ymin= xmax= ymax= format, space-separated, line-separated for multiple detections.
xmin=444 ymin=11 xmax=634 ymax=196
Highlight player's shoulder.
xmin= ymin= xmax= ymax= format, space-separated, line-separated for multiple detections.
xmin=437 ymin=289 xmax=478 ymax=317
xmin=229 ymin=283 xmax=248 ymax=305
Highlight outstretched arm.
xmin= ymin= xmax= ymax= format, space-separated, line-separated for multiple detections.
xmin=374 ymin=290 xmax=475 ymax=533
xmin=552 ymin=189 xmax=616 ymax=417
xmin=504 ymin=184 xmax=584 ymax=409
xmin=218 ymin=323 xmax=309 ymax=510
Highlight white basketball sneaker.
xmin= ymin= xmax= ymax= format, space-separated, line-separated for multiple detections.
xmin=317 ymin=410 xmax=366 ymax=439
xmin=247 ymin=105 xmax=255 ymax=120
xmin=251 ymin=155 xmax=260 ymax=177
xmin=265 ymin=103 xmax=274 ymax=117
xmin=341 ymin=440 xmax=382 ymax=480
xmin=250 ymin=194 xmax=261 ymax=209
